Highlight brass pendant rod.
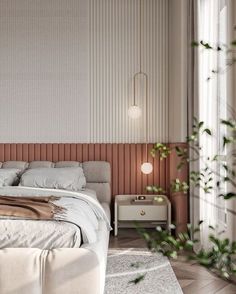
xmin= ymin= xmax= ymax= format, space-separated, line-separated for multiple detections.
xmin=133 ymin=0 xmax=148 ymax=161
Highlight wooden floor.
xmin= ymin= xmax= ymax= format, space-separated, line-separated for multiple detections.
xmin=109 ymin=229 xmax=236 ymax=294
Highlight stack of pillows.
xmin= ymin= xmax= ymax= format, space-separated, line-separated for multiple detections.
xmin=0 ymin=161 xmax=86 ymax=192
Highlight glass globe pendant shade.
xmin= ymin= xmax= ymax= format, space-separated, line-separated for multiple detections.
xmin=128 ymin=105 xmax=141 ymax=119
xmin=141 ymin=162 xmax=153 ymax=174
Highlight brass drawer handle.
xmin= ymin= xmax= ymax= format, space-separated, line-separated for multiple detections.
xmin=140 ymin=210 xmax=146 ymax=216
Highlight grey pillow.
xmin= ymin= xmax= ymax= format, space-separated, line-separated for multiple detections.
xmin=20 ymin=167 xmax=86 ymax=191
xmin=29 ymin=161 xmax=54 ymax=169
xmin=82 ymin=161 xmax=111 ymax=183
xmin=55 ymin=161 xmax=81 ymax=168
xmin=2 ymin=161 xmax=28 ymax=170
xmin=0 ymin=169 xmax=21 ymax=187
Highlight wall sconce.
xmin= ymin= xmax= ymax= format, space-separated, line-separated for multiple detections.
xmin=141 ymin=162 xmax=153 ymax=174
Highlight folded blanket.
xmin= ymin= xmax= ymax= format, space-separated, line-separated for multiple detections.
xmin=0 ymin=195 xmax=65 ymax=219
xmin=0 ymin=186 xmax=111 ymax=244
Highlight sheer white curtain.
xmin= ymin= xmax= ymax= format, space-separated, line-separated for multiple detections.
xmin=197 ymin=0 xmax=228 ymax=247
xmin=198 ymin=0 xmax=218 ymax=247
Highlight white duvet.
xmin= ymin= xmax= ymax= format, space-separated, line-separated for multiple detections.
xmin=0 ymin=187 xmax=110 ymax=249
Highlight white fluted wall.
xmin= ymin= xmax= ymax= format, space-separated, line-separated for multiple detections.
xmin=89 ymin=0 xmax=169 ymax=143
xmin=0 ymin=0 xmax=90 ymax=143
xmin=0 ymin=0 xmax=171 ymax=143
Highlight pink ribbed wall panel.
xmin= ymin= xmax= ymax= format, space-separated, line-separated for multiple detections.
xmin=0 ymin=143 xmax=188 ymax=228
xmin=0 ymin=142 xmax=186 ymax=195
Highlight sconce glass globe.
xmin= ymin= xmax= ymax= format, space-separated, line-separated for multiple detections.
xmin=128 ymin=105 xmax=141 ymax=119
xmin=141 ymin=162 xmax=153 ymax=174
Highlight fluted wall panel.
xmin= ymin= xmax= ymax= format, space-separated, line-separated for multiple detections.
xmin=0 ymin=0 xmax=169 ymax=143
xmin=89 ymin=0 xmax=169 ymax=143
xmin=0 ymin=142 xmax=188 ymax=228
xmin=0 ymin=0 xmax=90 ymax=143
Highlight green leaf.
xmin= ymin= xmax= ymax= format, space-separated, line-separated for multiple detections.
xmin=223 ymin=238 xmax=230 ymax=247
xmin=187 ymin=224 xmax=192 ymax=230
xmin=156 ymin=226 xmax=162 ymax=232
xmin=203 ymin=128 xmax=212 ymax=135
xmin=212 ymin=155 xmax=219 ymax=161
xmin=231 ymin=241 xmax=236 ymax=251
xmin=146 ymin=186 xmax=153 ymax=192
xmin=175 ymin=146 xmax=182 ymax=155
xmin=198 ymin=121 xmax=204 ymax=129
xmin=169 ymin=251 xmax=178 ymax=259
xmin=198 ymin=258 xmax=212 ymax=266
xmin=221 ymin=119 xmax=236 ymax=129
xmin=220 ymin=192 xmax=236 ymax=200
xmin=200 ymin=40 xmax=213 ymax=49
xmin=191 ymin=41 xmax=199 ymax=47
xmin=130 ymin=262 xmax=143 ymax=268
xmin=231 ymin=40 xmax=236 ymax=46
xmin=143 ymin=233 xmax=151 ymax=241
xmin=222 ymin=164 xmax=228 ymax=171
xmin=223 ymin=136 xmax=234 ymax=147
xmin=222 ymin=271 xmax=230 ymax=279
xmin=185 ymin=240 xmax=194 ymax=249
xmin=129 ymin=274 xmax=146 ymax=285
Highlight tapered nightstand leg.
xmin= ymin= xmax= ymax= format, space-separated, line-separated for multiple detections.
xmin=167 ymin=202 xmax=171 ymax=232
xmin=114 ymin=222 xmax=118 ymax=236
xmin=114 ymin=201 xmax=118 ymax=236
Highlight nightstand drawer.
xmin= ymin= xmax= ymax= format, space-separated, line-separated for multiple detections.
xmin=118 ymin=205 xmax=167 ymax=221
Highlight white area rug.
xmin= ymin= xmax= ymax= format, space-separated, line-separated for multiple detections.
xmin=105 ymin=248 xmax=183 ymax=294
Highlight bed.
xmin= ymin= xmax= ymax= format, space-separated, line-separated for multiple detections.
xmin=0 ymin=160 xmax=111 ymax=294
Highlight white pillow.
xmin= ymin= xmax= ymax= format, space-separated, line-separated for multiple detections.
xmin=0 ymin=169 xmax=21 ymax=187
xmin=20 ymin=167 xmax=86 ymax=191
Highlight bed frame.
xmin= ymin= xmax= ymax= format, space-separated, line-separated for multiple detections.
xmin=0 ymin=161 xmax=111 ymax=294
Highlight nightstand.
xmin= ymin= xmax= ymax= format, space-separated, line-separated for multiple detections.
xmin=114 ymin=194 xmax=171 ymax=236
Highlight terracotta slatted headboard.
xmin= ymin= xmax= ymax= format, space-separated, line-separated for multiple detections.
xmin=0 ymin=143 xmax=188 ymax=229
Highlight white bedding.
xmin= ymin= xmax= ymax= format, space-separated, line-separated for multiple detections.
xmin=0 ymin=187 xmax=110 ymax=249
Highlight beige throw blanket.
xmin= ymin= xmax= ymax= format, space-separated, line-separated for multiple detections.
xmin=0 ymin=195 xmax=65 ymax=219
xmin=0 ymin=186 xmax=110 ymax=244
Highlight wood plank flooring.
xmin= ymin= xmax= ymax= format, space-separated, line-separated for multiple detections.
xmin=109 ymin=229 xmax=236 ymax=294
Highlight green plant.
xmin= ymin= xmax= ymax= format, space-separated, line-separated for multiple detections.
xmin=150 ymin=143 xmax=171 ymax=160
xmin=171 ymin=179 xmax=189 ymax=194
xmin=135 ymin=36 xmax=236 ymax=284
xmin=138 ymin=223 xmax=236 ymax=281
xmin=141 ymin=115 xmax=236 ymax=282
xmin=146 ymin=185 xmax=165 ymax=194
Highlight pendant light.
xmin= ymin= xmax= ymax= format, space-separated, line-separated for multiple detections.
xmin=128 ymin=104 xmax=142 ymax=119
xmin=128 ymin=0 xmax=153 ymax=174
xmin=128 ymin=0 xmax=143 ymax=120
